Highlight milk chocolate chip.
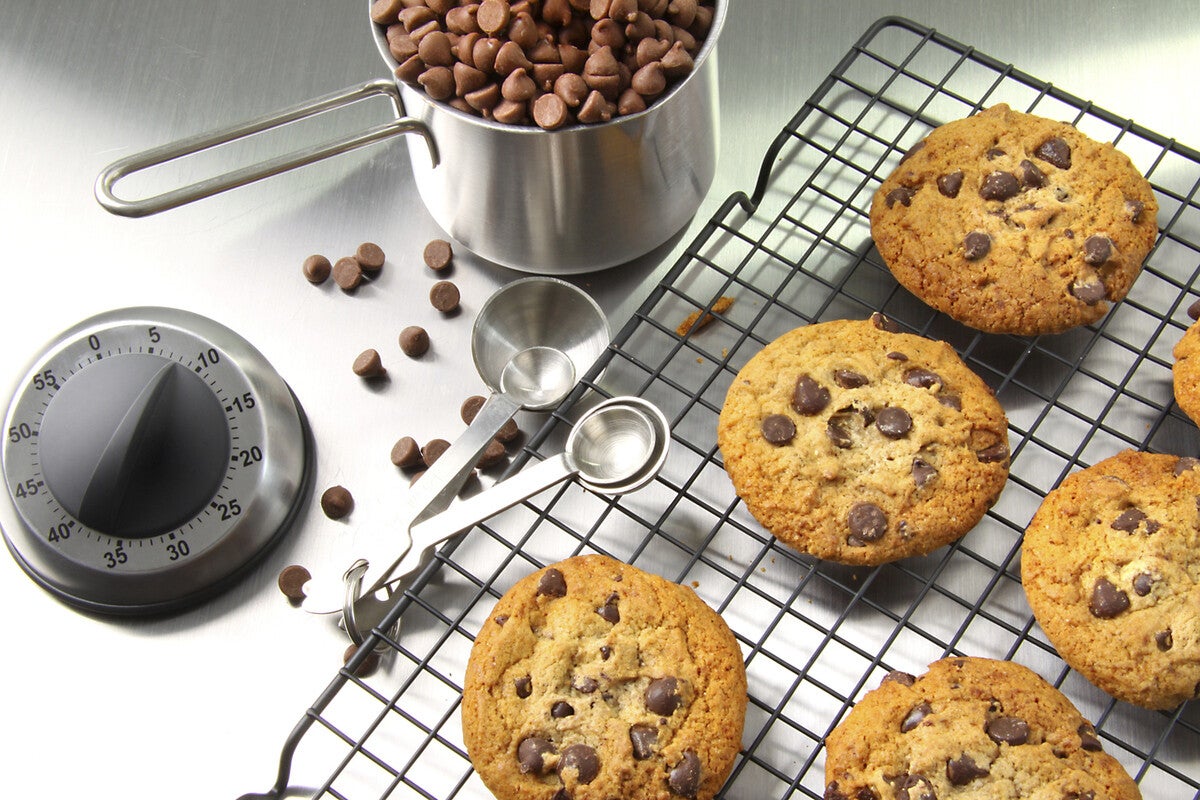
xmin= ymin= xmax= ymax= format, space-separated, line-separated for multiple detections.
xmin=792 ymin=375 xmax=830 ymax=415
xmin=302 ymin=254 xmax=332 ymax=283
xmin=557 ymin=743 xmax=599 ymax=784
xmin=1089 ymin=577 xmax=1130 ymax=618
xmin=332 ymin=256 xmax=364 ymax=290
xmin=355 ymin=242 xmax=386 ymax=272
xmin=430 ymin=280 xmax=461 ymax=312
xmin=420 ymin=438 xmax=451 ymax=466
xmin=320 ymin=486 xmax=354 ymax=519
xmin=399 ymin=325 xmax=430 ymax=357
xmin=761 ymin=414 xmax=796 ymax=445
xmin=352 ymin=348 xmax=386 ymax=378
xmin=277 ymin=564 xmax=311 ymax=605
xmin=538 ymin=568 xmax=568 ymax=597
xmin=645 ymin=677 xmax=683 ymax=715
xmin=985 ymin=716 xmax=1029 ymax=745
xmin=390 ymin=436 xmax=422 ymax=467
xmin=668 ymin=750 xmax=701 ymax=797
xmin=423 ymin=238 xmax=453 ymax=271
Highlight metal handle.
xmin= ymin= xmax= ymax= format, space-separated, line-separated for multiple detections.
xmin=94 ymin=78 xmax=438 ymax=217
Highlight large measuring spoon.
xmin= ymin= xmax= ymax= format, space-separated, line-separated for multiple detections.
xmin=339 ymin=396 xmax=671 ymax=643
xmin=301 ymin=278 xmax=609 ymax=613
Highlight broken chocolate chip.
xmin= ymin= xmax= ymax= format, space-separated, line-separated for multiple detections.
xmin=938 ymin=393 xmax=963 ymax=411
xmin=537 ymin=568 xmax=567 ymax=597
xmin=1019 ymin=159 xmax=1046 ymax=188
xmin=975 ymin=443 xmax=1009 ymax=463
xmin=900 ymin=701 xmax=931 ymax=732
xmin=937 ymin=170 xmax=964 ymax=198
xmin=572 ymin=675 xmax=599 ymax=693
xmin=912 ymin=458 xmax=937 ymax=488
xmin=1089 ymin=578 xmax=1130 ymax=618
xmin=883 ymin=670 xmax=916 ymax=686
xmin=630 ymin=724 xmax=657 ymax=759
xmin=886 ymin=187 xmax=916 ymax=208
xmin=986 ymin=716 xmax=1029 ymax=745
xmin=1083 ymin=235 xmax=1112 ymax=265
xmin=557 ymin=743 xmax=600 ymax=784
xmin=979 ymin=171 xmax=1020 ymax=201
xmin=599 ymin=645 xmax=612 ymax=660
xmin=986 ymin=147 xmax=1006 ymax=160
xmin=946 ymin=754 xmax=989 ymax=786
xmin=1035 ymin=137 xmax=1072 ymax=169
xmin=1070 ymin=278 xmax=1107 ymax=305
xmin=887 ymin=773 xmax=935 ymax=800
xmin=515 ymin=676 xmax=532 ymax=698
xmin=518 ymin=737 xmax=556 ymax=775
xmin=761 ymin=413 xmax=796 ymax=445
xmin=876 ymin=406 xmax=913 ymax=438
xmin=1176 ymin=456 xmax=1200 ymax=474
xmin=668 ymin=750 xmax=701 ymax=798
xmin=847 ymin=502 xmax=887 ymax=546
xmin=826 ymin=414 xmax=854 ymax=449
xmin=1125 ymin=199 xmax=1145 ymax=223
xmin=904 ymin=368 xmax=942 ymax=390
xmin=645 ymin=677 xmax=683 ymax=716
xmin=1111 ymin=508 xmax=1147 ymax=531
xmin=494 ymin=615 xmax=509 ymax=626
xmin=1078 ymin=723 xmax=1103 ymax=751
xmin=1156 ymin=630 xmax=1174 ymax=651
xmin=551 ymin=701 xmax=575 ymax=718
xmin=596 ymin=591 xmax=620 ymax=623
xmin=870 ymin=312 xmax=902 ymax=332
xmin=793 ymin=375 xmax=831 ymax=415
xmin=963 ymin=231 xmax=991 ymax=260
xmin=1132 ymin=572 xmax=1154 ymax=596
xmin=834 ymin=369 xmax=869 ymax=388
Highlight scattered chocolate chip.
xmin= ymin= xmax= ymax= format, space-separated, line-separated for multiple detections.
xmin=1125 ymin=199 xmax=1145 ymax=223
xmin=986 ymin=716 xmax=1029 ymax=745
xmin=302 ymin=254 xmax=332 ymax=283
xmin=1083 ymin=235 xmax=1112 ymax=265
xmin=946 ymin=754 xmax=989 ymax=786
xmin=668 ymin=750 xmax=701 ymax=798
xmin=352 ymin=348 xmax=387 ymax=378
xmin=903 ymin=368 xmax=942 ymax=390
xmin=963 ymin=231 xmax=991 ymax=260
xmin=900 ymin=701 xmax=931 ymax=733
xmin=1089 ymin=577 xmax=1130 ymax=618
xmin=557 ymin=743 xmax=599 ymax=784
xmin=1019 ymin=159 xmax=1046 ymax=188
xmin=1078 ymin=723 xmax=1103 ymax=751
xmin=342 ymin=642 xmax=380 ymax=678
xmin=421 ymin=438 xmax=451 ymax=466
xmin=645 ymin=677 xmax=683 ymax=716
xmin=847 ymin=502 xmax=887 ymax=546
xmin=826 ymin=414 xmax=854 ymax=449
xmin=476 ymin=438 xmax=507 ymax=469
xmin=834 ymin=369 xmax=869 ymax=388
xmin=423 ymin=238 xmax=453 ymax=271
xmin=596 ymin=591 xmax=620 ymax=623
xmin=975 ymin=443 xmax=1009 ymax=464
xmin=517 ymin=737 xmax=555 ymax=775
xmin=761 ymin=414 xmax=796 ymax=445
xmin=320 ymin=485 xmax=354 ymax=519
xmin=572 ymin=675 xmax=599 ymax=693
xmin=979 ymin=171 xmax=1020 ymax=201
xmin=390 ymin=436 xmax=422 ymax=468
xmin=1035 ymin=137 xmax=1072 ymax=169
xmin=1110 ymin=508 xmax=1147 ymax=532
xmin=870 ymin=312 xmax=902 ymax=333
xmin=792 ymin=374 xmax=831 ymax=415
xmin=1156 ymin=630 xmax=1174 ymax=651
xmin=1070 ymin=278 xmax=1107 ymax=305
xmin=912 ymin=458 xmax=937 ymax=488
xmin=399 ymin=325 xmax=430 ymax=357
xmin=430 ymin=280 xmax=461 ymax=312
xmin=937 ymin=170 xmax=964 ymax=198
xmin=332 ymin=256 xmax=364 ymax=290
xmin=355 ymin=242 xmax=386 ymax=272
xmin=550 ymin=701 xmax=575 ymax=718
xmin=514 ymin=676 xmax=532 ymax=698
xmin=630 ymin=724 xmax=657 ymax=760
xmin=538 ymin=568 xmax=568 ymax=597
xmin=1132 ymin=572 xmax=1154 ymax=596
xmin=1175 ymin=456 xmax=1200 ymax=474
xmin=882 ymin=671 xmax=916 ymax=686
xmin=277 ymin=564 xmax=311 ymax=605
xmin=885 ymin=187 xmax=915 ymax=208
xmin=876 ymin=406 xmax=913 ymax=438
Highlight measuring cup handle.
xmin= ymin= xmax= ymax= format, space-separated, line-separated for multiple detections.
xmin=94 ymin=78 xmax=438 ymax=217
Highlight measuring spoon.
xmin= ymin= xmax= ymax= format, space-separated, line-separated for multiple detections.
xmin=337 ymin=397 xmax=670 ymax=643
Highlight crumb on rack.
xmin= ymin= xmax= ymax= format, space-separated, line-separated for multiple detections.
xmin=676 ymin=295 xmax=734 ymax=337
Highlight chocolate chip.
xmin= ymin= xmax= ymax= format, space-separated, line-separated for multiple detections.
xmin=882 ymin=671 xmax=916 ymax=686
xmin=538 ymin=568 xmax=568 ymax=597
xmin=494 ymin=614 xmax=508 ymax=625
xmin=986 ymin=716 xmax=1029 ymax=745
xmin=342 ymin=642 xmax=380 ymax=678
xmin=1019 ymin=159 xmax=1046 ymax=188
xmin=302 ymin=254 xmax=332 ymax=283
xmin=899 ymin=141 xmax=926 ymax=163
xmin=423 ymin=238 xmax=453 ymax=271
xmin=870 ymin=312 xmax=902 ymax=333
xmin=826 ymin=414 xmax=854 ymax=449
xmin=277 ymin=564 xmax=311 ymax=605
xmin=1083 ymin=235 xmax=1112 ymax=265
xmin=355 ymin=242 xmax=386 ymax=272
xmin=421 ymin=438 xmax=450 ymax=466
xmin=834 ymin=369 xmax=869 ymax=388
xmin=399 ymin=326 xmax=430 ymax=357
xmin=572 ymin=675 xmax=599 ymax=693
xmin=1125 ymin=199 xmax=1145 ymax=223
xmin=792 ymin=374 xmax=831 ymax=415
xmin=1078 ymin=723 xmax=1103 ymax=751
xmin=630 ymin=724 xmax=657 ymax=759
xmin=517 ymin=737 xmax=555 ymax=775
xmin=332 ymin=256 xmax=364 ymax=290
xmin=900 ymin=701 xmax=930 ymax=733
xmin=939 ymin=393 xmax=962 ymax=411
xmin=975 ymin=443 xmax=1009 ymax=464
xmin=668 ymin=750 xmax=701 ymax=798
xmin=1111 ymin=508 xmax=1147 ymax=531
xmin=903 ymin=368 xmax=942 ymax=390
xmin=1035 ymin=137 xmax=1072 ymax=169
xmin=1089 ymin=577 xmax=1130 ymax=618
xmin=1070 ymin=278 xmax=1107 ymax=305
xmin=937 ymin=170 xmax=964 ymax=198
xmin=645 ymin=677 xmax=682 ymax=715
xmin=1175 ymin=456 xmax=1200 ymax=474
xmin=887 ymin=773 xmax=935 ymax=800
xmin=963 ymin=231 xmax=991 ymax=260
xmin=912 ymin=458 xmax=937 ymax=488
xmin=979 ymin=171 xmax=1020 ymax=201
xmin=320 ymin=485 xmax=354 ymax=519
xmin=476 ymin=438 xmax=507 ymax=470
xmin=557 ymin=743 xmax=599 ymax=784
xmin=461 ymin=395 xmax=486 ymax=424
xmin=430 ymin=280 xmax=461 ymax=312
xmin=885 ymin=187 xmax=915 ymax=208
xmin=1132 ymin=572 xmax=1154 ymax=596
xmin=390 ymin=436 xmax=422 ymax=468
xmin=761 ymin=414 xmax=796 ymax=445
xmin=986 ymin=147 xmax=1006 ymax=160
xmin=1156 ymin=630 xmax=1173 ymax=651
xmin=596 ymin=591 xmax=620 ymax=623
xmin=352 ymin=348 xmax=386 ymax=378
xmin=887 ymin=351 xmax=909 ymax=361
xmin=533 ymin=92 xmax=570 ymax=130
xmin=551 ymin=701 xmax=575 ymax=718
xmin=875 ymin=406 xmax=912 ymax=438
xmin=946 ymin=754 xmax=989 ymax=786
xmin=847 ymin=502 xmax=887 ymax=546
xmin=599 ymin=645 xmax=611 ymax=660
xmin=515 ymin=676 xmax=532 ymax=697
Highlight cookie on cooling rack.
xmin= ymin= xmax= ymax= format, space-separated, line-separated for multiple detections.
xmin=1021 ymin=449 xmax=1200 ymax=710
xmin=461 ymin=554 xmax=747 ymax=800
xmin=1172 ymin=301 xmax=1200 ymax=426
xmin=716 ymin=314 xmax=1010 ymax=566
xmin=870 ymin=103 xmax=1158 ymax=335
xmin=824 ymin=657 xmax=1142 ymax=800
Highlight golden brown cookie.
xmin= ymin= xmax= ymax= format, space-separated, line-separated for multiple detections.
xmin=870 ymin=103 xmax=1158 ymax=335
xmin=461 ymin=555 xmax=747 ymax=800
xmin=1172 ymin=300 xmax=1200 ymax=426
xmin=717 ymin=315 xmax=1010 ymax=566
xmin=824 ymin=657 xmax=1143 ymax=800
xmin=1021 ymin=450 xmax=1200 ymax=710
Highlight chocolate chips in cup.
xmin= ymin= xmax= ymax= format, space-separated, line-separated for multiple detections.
xmin=374 ymin=0 xmax=716 ymax=130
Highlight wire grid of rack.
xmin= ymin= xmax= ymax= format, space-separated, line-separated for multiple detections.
xmin=256 ymin=16 xmax=1200 ymax=800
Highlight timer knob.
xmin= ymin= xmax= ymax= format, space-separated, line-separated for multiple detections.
xmin=39 ymin=353 xmax=230 ymax=538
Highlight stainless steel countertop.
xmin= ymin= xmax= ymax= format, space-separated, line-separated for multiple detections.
xmin=1 ymin=2 xmax=1197 ymax=798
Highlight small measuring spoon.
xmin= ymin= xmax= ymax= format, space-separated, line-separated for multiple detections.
xmin=338 ymin=397 xmax=670 ymax=643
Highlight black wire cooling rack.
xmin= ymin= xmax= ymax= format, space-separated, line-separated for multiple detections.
xmin=251 ymin=16 xmax=1200 ymax=800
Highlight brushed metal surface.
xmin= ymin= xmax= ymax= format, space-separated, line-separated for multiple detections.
xmin=0 ymin=2 xmax=1197 ymax=799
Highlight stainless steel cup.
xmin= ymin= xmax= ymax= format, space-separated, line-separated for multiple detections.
xmin=95 ymin=2 xmax=726 ymax=274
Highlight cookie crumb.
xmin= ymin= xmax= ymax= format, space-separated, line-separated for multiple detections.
xmin=676 ymin=295 xmax=734 ymax=336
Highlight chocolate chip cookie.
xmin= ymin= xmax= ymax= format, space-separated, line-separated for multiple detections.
xmin=870 ymin=103 xmax=1158 ymax=335
xmin=1022 ymin=450 xmax=1200 ymax=710
xmin=1172 ymin=299 xmax=1200 ymax=427
xmin=824 ymin=657 xmax=1142 ymax=800
xmin=461 ymin=555 xmax=747 ymax=800
xmin=717 ymin=315 xmax=1010 ymax=566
